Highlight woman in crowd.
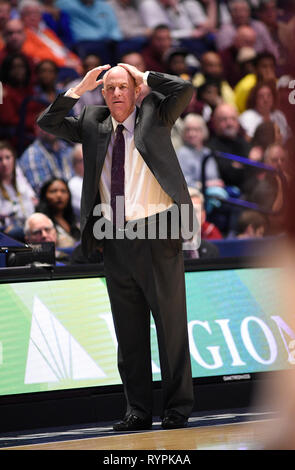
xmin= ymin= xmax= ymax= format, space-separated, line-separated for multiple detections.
xmin=36 ymin=177 xmax=80 ymax=248
xmin=0 ymin=140 xmax=36 ymax=240
xmin=33 ymin=59 xmax=63 ymax=104
xmin=239 ymin=80 xmax=290 ymax=143
xmin=177 ymin=113 xmax=224 ymax=190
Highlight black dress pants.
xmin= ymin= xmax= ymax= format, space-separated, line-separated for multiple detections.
xmin=103 ymin=223 xmax=194 ymax=420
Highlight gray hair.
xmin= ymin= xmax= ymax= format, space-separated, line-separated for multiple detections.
xmin=182 ymin=113 xmax=209 ymax=141
xmin=188 ymin=187 xmax=204 ymax=204
xmin=19 ymin=0 xmax=42 ymax=13
xmin=24 ymin=212 xmax=54 ymax=235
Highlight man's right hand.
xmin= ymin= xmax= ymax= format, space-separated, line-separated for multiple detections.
xmin=71 ymin=64 xmax=111 ymax=97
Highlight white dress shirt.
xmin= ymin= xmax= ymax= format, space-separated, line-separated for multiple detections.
xmin=99 ymin=109 xmax=173 ymax=221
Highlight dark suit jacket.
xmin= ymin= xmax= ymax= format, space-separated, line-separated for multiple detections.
xmin=37 ymin=71 xmax=198 ymax=256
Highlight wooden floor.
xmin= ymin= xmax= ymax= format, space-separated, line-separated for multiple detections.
xmin=3 ymin=419 xmax=273 ymax=451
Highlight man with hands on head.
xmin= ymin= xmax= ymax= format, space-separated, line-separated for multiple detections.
xmin=37 ymin=61 xmax=198 ymax=432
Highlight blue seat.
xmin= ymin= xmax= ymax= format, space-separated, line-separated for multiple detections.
xmin=211 ymin=236 xmax=281 ymax=258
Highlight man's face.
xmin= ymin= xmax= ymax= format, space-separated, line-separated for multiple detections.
xmin=0 ymin=2 xmax=10 ymax=30
xmin=255 ymin=85 xmax=274 ymax=114
xmin=235 ymin=26 xmax=257 ymax=48
xmin=4 ymin=20 xmax=25 ymax=50
xmin=258 ymin=1 xmax=277 ymax=28
xmin=21 ymin=6 xmax=42 ymax=29
xmin=256 ymin=58 xmax=276 ymax=81
xmin=183 ymin=118 xmax=205 ymax=148
xmin=151 ymin=28 xmax=172 ymax=56
xmin=27 ymin=217 xmax=57 ymax=244
xmin=201 ymin=53 xmax=223 ymax=78
xmin=265 ymin=146 xmax=287 ymax=172
xmin=230 ymin=1 xmax=250 ymax=26
xmin=102 ymin=66 xmax=140 ymax=122
xmin=213 ymin=105 xmax=240 ymax=138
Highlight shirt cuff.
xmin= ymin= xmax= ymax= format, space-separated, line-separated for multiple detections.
xmin=143 ymin=71 xmax=150 ymax=86
xmin=65 ymin=88 xmax=81 ymax=99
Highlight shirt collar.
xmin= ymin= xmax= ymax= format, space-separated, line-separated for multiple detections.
xmin=111 ymin=107 xmax=137 ymax=134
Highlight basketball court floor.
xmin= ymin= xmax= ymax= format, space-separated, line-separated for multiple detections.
xmin=0 ymin=408 xmax=278 ymax=451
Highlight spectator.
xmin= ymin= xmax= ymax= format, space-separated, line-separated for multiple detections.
xmin=34 ymin=59 xmax=63 ymax=104
xmin=24 ymin=211 xmax=57 ymax=244
xmin=194 ymin=78 xmax=224 ymax=122
xmin=18 ymin=124 xmax=74 ymax=195
xmin=0 ymin=140 xmax=36 ymax=241
xmin=216 ymin=0 xmax=279 ymax=59
xmin=248 ymin=120 xmax=283 ymax=164
xmin=177 ymin=113 xmax=224 ymax=189
xmin=138 ymin=0 xmax=217 ymax=41
xmin=141 ymin=24 xmax=173 ymax=73
xmin=0 ymin=18 xmax=37 ymax=87
xmin=235 ymin=209 xmax=267 ymax=238
xmin=234 ymin=51 xmax=277 ymax=112
xmin=255 ymin=0 xmax=287 ymax=69
xmin=36 ymin=177 xmax=80 ymax=248
xmin=239 ymin=80 xmax=290 ymax=142
xmin=264 ymin=142 xmax=289 ymax=178
xmin=66 ymin=54 xmax=105 ymax=116
xmin=39 ymin=0 xmax=74 ymax=49
xmin=192 ymin=51 xmax=236 ymax=106
xmin=68 ymin=144 xmax=83 ymax=222
xmin=0 ymin=18 xmax=25 ymax=57
xmin=182 ymin=187 xmax=221 ymax=259
xmin=247 ymin=143 xmax=289 ymax=217
xmin=242 ymin=120 xmax=284 ymax=196
xmin=0 ymin=0 xmax=11 ymax=51
xmin=208 ymin=102 xmax=251 ymax=190
xmin=55 ymin=0 xmax=122 ymax=43
xmin=107 ymin=0 xmax=151 ymax=39
xmin=19 ymin=0 xmax=82 ymax=74
xmin=190 ymin=186 xmax=223 ymax=240
xmin=0 ymin=18 xmax=29 ymax=65
xmin=219 ymin=25 xmax=257 ymax=87
xmin=24 ymin=211 xmax=72 ymax=263
xmin=0 ymin=52 xmax=46 ymax=148
xmin=163 ymin=47 xmax=192 ymax=80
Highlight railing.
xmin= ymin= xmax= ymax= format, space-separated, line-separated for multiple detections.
xmin=201 ymin=150 xmax=288 ymax=216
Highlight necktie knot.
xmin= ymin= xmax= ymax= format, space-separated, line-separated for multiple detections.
xmin=116 ymin=124 xmax=124 ymax=134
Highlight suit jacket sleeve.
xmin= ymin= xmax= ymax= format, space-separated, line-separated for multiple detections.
xmin=37 ymin=93 xmax=85 ymax=143
xmin=146 ymin=71 xmax=194 ymax=126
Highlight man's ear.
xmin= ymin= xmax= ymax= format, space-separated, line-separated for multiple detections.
xmin=135 ymin=84 xmax=142 ymax=99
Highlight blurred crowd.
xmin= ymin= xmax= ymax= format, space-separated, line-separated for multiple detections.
xmin=0 ymin=0 xmax=294 ymax=263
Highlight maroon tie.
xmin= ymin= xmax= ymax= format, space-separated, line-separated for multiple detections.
xmin=111 ymin=124 xmax=125 ymax=227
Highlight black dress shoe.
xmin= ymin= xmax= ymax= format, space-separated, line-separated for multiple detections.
xmin=113 ymin=414 xmax=152 ymax=431
xmin=161 ymin=411 xmax=188 ymax=429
